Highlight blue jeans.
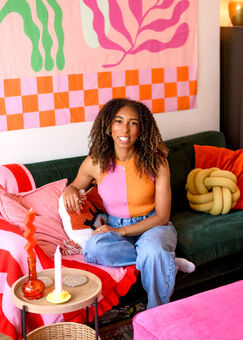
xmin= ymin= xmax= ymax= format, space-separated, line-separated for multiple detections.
xmin=83 ymin=210 xmax=177 ymax=309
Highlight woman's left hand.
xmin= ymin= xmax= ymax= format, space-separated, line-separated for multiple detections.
xmin=93 ymin=224 xmax=118 ymax=235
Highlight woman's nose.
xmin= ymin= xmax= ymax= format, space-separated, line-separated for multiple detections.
xmin=121 ymin=123 xmax=129 ymax=132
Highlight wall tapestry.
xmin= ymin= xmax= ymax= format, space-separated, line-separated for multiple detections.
xmin=0 ymin=0 xmax=198 ymax=131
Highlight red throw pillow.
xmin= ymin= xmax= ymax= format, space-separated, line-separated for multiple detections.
xmin=194 ymin=145 xmax=243 ymax=209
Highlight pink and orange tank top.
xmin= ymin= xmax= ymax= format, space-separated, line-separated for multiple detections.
xmin=97 ymin=158 xmax=155 ymax=218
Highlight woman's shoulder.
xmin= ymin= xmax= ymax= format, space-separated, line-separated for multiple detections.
xmin=80 ymin=156 xmax=101 ymax=179
xmin=155 ymin=159 xmax=170 ymax=179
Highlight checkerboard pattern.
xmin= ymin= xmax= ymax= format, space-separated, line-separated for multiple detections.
xmin=0 ymin=66 xmax=197 ymax=131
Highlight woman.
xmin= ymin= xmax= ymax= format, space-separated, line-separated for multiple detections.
xmin=63 ymin=98 xmax=195 ymax=309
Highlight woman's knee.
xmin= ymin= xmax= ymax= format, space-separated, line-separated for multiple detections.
xmin=137 ymin=224 xmax=177 ymax=253
xmin=83 ymin=234 xmax=104 ymax=262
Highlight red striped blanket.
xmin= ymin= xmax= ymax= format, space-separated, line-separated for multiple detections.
xmin=0 ymin=219 xmax=138 ymax=339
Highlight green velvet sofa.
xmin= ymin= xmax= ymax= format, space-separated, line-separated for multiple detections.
xmin=24 ymin=130 xmax=243 ymax=303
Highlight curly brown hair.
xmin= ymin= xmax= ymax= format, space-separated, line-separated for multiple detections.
xmin=88 ymin=98 xmax=168 ymax=177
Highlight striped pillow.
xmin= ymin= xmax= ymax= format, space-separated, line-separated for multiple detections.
xmin=0 ymin=164 xmax=35 ymax=193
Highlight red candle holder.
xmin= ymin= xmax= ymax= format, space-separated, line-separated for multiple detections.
xmin=22 ymin=257 xmax=45 ymax=300
xmin=21 ymin=209 xmax=45 ymax=300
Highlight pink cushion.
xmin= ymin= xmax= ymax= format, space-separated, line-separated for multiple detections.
xmin=0 ymin=179 xmax=68 ymax=258
xmin=133 ymin=280 xmax=243 ymax=340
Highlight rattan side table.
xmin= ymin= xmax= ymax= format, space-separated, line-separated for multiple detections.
xmin=11 ymin=268 xmax=102 ymax=340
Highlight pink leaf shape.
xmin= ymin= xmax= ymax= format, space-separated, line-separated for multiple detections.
xmin=157 ymin=0 xmax=175 ymax=9
xmin=128 ymin=0 xmax=143 ymax=24
xmin=108 ymin=0 xmax=133 ymax=45
xmin=83 ymin=0 xmax=125 ymax=52
xmin=141 ymin=1 xmax=189 ymax=33
xmin=130 ymin=23 xmax=189 ymax=54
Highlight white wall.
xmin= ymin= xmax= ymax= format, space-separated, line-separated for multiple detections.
xmin=0 ymin=0 xmax=220 ymax=165
xmin=220 ymin=0 xmax=231 ymax=26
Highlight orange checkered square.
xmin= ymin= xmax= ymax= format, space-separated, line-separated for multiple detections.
xmin=140 ymin=85 xmax=152 ymax=100
xmin=39 ymin=110 xmax=56 ymax=127
xmin=22 ymin=95 xmax=38 ymax=113
xmin=98 ymin=72 xmax=112 ymax=88
xmin=7 ymin=114 xmax=24 ymax=130
xmin=37 ymin=76 xmax=53 ymax=94
xmin=54 ymin=92 xmax=69 ymax=109
xmin=0 ymin=98 xmax=6 ymax=115
xmin=178 ymin=96 xmax=190 ymax=110
xmin=70 ymin=107 xmax=85 ymax=123
xmin=84 ymin=89 xmax=99 ymax=106
xmin=112 ymin=87 xmax=126 ymax=98
xmin=68 ymin=74 xmax=83 ymax=91
xmin=152 ymin=99 xmax=165 ymax=113
xmin=165 ymin=83 xmax=177 ymax=98
xmin=125 ymin=70 xmax=139 ymax=86
xmin=189 ymin=81 xmax=197 ymax=95
xmin=152 ymin=68 xmax=164 ymax=83
xmin=177 ymin=67 xmax=189 ymax=81
xmin=4 ymin=79 xmax=21 ymax=97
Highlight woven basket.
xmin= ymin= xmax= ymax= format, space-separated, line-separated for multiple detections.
xmin=26 ymin=322 xmax=98 ymax=340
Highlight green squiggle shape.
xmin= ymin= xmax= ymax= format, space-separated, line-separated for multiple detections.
xmin=46 ymin=0 xmax=65 ymax=70
xmin=0 ymin=0 xmax=43 ymax=72
xmin=36 ymin=0 xmax=54 ymax=71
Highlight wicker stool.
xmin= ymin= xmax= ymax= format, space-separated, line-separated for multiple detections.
xmin=27 ymin=322 xmax=98 ymax=340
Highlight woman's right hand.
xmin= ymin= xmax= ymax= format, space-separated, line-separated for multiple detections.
xmin=62 ymin=184 xmax=82 ymax=213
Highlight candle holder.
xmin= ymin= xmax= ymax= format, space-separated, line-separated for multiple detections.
xmin=21 ymin=209 xmax=45 ymax=300
xmin=22 ymin=257 xmax=45 ymax=300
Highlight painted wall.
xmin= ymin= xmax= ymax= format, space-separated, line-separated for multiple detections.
xmin=220 ymin=0 xmax=231 ymax=26
xmin=0 ymin=0 xmax=220 ymax=165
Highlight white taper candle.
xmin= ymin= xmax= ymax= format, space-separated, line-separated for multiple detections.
xmin=54 ymin=245 xmax=62 ymax=294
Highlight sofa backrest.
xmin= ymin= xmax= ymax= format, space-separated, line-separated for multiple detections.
xmin=165 ymin=130 xmax=226 ymax=213
xmin=24 ymin=130 xmax=226 ymax=213
xmin=24 ymin=156 xmax=86 ymax=188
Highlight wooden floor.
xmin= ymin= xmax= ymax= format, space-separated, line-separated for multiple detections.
xmin=0 ymin=333 xmax=11 ymax=340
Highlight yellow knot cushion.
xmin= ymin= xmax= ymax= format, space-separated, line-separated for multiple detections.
xmin=186 ymin=168 xmax=240 ymax=215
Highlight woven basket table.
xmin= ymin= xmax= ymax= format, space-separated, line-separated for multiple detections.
xmin=27 ymin=322 xmax=99 ymax=340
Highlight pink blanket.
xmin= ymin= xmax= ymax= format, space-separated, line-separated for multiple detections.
xmin=0 ymin=218 xmax=138 ymax=339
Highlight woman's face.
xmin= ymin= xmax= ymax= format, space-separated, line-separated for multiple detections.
xmin=111 ymin=106 xmax=140 ymax=153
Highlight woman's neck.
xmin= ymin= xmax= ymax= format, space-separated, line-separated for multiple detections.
xmin=115 ymin=148 xmax=136 ymax=162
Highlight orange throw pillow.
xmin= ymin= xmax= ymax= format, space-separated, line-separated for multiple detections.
xmin=59 ymin=186 xmax=107 ymax=251
xmin=194 ymin=145 xmax=243 ymax=209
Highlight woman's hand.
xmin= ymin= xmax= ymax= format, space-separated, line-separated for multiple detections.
xmin=93 ymin=225 xmax=124 ymax=235
xmin=62 ymin=184 xmax=83 ymax=213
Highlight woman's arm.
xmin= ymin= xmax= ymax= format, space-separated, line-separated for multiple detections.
xmin=94 ymin=161 xmax=172 ymax=236
xmin=62 ymin=156 xmax=99 ymax=213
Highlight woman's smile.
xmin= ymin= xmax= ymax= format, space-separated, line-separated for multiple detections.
xmin=118 ymin=136 xmax=130 ymax=143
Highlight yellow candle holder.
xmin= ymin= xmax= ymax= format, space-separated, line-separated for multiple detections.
xmin=47 ymin=289 xmax=71 ymax=304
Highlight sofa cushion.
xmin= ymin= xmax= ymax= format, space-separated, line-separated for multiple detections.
xmin=59 ymin=186 xmax=107 ymax=250
xmin=165 ymin=131 xmax=226 ymax=213
xmin=0 ymin=179 xmax=68 ymax=258
xmin=0 ymin=164 xmax=36 ymax=193
xmin=167 ymin=142 xmax=194 ymax=212
xmin=194 ymin=145 xmax=243 ymax=209
xmin=172 ymin=209 xmax=243 ymax=265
